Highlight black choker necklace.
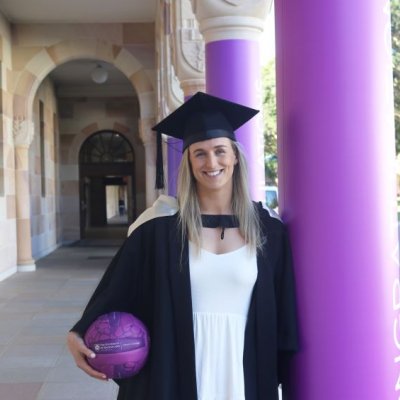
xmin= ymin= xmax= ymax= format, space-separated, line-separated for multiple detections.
xmin=201 ymin=214 xmax=239 ymax=240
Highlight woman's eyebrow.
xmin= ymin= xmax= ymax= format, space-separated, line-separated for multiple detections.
xmin=192 ymin=144 xmax=228 ymax=153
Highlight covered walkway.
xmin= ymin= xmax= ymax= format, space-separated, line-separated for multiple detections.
xmin=0 ymin=245 xmax=120 ymax=400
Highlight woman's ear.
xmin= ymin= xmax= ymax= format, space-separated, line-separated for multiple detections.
xmin=232 ymin=144 xmax=239 ymax=165
xmin=234 ymin=150 xmax=239 ymax=164
xmin=187 ymin=149 xmax=195 ymax=175
xmin=187 ymin=148 xmax=192 ymax=166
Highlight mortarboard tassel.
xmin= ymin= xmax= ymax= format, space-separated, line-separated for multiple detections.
xmin=155 ymin=131 xmax=165 ymax=190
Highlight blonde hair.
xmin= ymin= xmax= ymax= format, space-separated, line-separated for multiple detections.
xmin=177 ymin=140 xmax=263 ymax=254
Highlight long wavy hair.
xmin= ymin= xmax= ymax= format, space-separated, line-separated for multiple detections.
xmin=177 ymin=140 xmax=263 ymax=255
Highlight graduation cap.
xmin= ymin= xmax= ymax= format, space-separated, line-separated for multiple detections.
xmin=152 ymin=91 xmax=259 ymax=189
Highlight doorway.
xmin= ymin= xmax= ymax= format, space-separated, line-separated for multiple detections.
xmin=79 ymin=130 xmax=136 ymax=240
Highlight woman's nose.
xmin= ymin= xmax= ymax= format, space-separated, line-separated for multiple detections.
xmin=205 ymin=153 xmax=218 ymax=168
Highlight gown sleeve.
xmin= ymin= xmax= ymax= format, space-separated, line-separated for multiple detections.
xmin=276 ymin=225 xmax=299 ymax=391
xmin=70 ymin=226 xmax=150 ymax=337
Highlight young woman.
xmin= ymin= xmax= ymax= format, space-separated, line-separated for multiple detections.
xmin=67 ymin=92 xmax=298 ymax=400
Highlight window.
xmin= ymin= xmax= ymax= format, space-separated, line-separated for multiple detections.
xmin=80 ymin=131 xmax=133 ymax=164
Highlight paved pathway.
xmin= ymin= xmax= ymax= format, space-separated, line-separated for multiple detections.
xmin=0 ymin=245 xmax=120 ymax=400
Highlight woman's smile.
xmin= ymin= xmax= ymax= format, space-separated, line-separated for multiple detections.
xmin=204 ymin=169 xmax=223 ymax=177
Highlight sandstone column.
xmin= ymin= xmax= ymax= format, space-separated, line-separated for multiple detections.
xmin=13 ymin=116 xmax=36 ymax=271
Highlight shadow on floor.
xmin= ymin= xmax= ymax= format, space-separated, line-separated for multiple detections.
xmin=0 ymin=246 xmax=121 ymax=400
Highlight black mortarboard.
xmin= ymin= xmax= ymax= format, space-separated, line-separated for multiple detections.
xmin=152 ymin=91 xmax=259 ymax=189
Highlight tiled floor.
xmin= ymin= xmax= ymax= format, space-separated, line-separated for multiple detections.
xmin=0 ymin=245 xmax=121 ymax=400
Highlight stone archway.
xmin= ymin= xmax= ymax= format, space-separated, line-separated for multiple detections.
xmin=12 ymin=38 xmax=156 ymax=269
xmin=13 ymin=39 xmax=154 ymax=119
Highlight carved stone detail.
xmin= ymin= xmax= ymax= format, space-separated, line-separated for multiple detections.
xmin=169 ymin=0 xmax=205 ymax=91
xmin=156 ymin=1 xmax=184 ymax=117
xmin=13 ymin=116 xmax=34 ymax=148
xmin=180 ymin=17 xmax=205 ymax=73
xmin=190 ymin=0 xmax=271 ymax=42
xmin=191 ymin=0 xmax=270 ymax=18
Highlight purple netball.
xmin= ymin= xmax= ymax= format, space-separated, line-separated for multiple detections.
xmin=84 ymin=311 xmax=150 ymax=379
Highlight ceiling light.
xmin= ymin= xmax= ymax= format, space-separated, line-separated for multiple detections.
xmin=91 ymin=64 xmax=108 ymax=84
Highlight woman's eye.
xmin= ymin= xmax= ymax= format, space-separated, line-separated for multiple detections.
xmin=216 ymin=149 xmax=225 ymax=155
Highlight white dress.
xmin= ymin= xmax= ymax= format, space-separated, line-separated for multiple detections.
xmin=189 ymin=242 xmax=258 ymax=400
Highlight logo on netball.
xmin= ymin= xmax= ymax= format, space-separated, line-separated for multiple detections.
xmin=94 ymin=344 xmax=100 ymax=351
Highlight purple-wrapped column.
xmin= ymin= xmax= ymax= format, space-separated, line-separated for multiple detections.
xmin=206 ymin=39 xmax=265 ymax=201
xmin=275 ymin=0 xmax=399 ymax=398
xmin=167 ymin=137 xmax=183 ymax=196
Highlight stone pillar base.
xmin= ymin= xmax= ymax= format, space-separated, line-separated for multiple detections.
xmin=17 ymin=262 xmax=36 ymax=272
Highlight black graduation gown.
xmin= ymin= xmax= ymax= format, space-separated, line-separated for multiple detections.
xmin=71 ymin=206 xmax=298 ymax=400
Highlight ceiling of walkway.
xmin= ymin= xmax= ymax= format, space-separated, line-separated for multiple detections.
xmin=0 ymin=0 xmax=157 ymax=23
xmin=49 ymin=60 xmax=136 ymax=98
xmin=0 ymin=0 xmax=157 ymax=97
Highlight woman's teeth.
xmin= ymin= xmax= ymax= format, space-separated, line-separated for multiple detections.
xmin=206 ymin=170 xmax=222 ymax=177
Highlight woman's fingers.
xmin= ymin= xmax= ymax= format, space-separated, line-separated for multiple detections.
xmin=77 ymin=355 xmax=108 ymax=381
xmin=67 ymin=331 xmax=108 ymax=380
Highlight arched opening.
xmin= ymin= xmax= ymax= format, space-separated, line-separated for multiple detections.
xmin=49 ymin=58 xmax=143 ymax=245
xmin=79 ymin=130 xmax=136 ymax=239
xmin=11 ymin=39 xmax=153 ymax=255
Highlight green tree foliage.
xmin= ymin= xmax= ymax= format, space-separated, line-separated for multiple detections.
xmin=262 ymin=59 xmax=278 ymax=185
xmin=392 ymin=0 xmax=400 ymax=154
